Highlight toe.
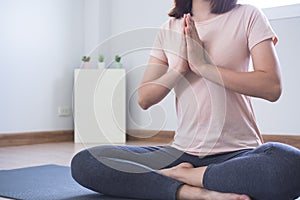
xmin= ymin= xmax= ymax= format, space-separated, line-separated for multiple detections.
xmin=178 ymin=162 xmax=194 ymax=168
xmin=238 ymin=195 xmax=251 ymax=200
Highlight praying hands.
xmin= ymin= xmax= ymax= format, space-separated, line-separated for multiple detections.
xmin=182 ymin=13 xmax=209 ymax=76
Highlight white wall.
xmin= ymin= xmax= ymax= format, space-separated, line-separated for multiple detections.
xmin=109 ymin=0 xmax=177 ymax=131
xmin=1 ymin=0 xmax=299 ymax=135
xmin=0 ymin=0 xmax=84 ymax=133
xmin=83 ymin=0 xmax=111 ymax=54
xmin=253 ymin=5 xmax=300 ymax=135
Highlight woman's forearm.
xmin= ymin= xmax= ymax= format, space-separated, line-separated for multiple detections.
xmin=138 ymin=69 xmax=186 ymax=110
xmin=198 ymin=64 xmax=282 ymax=102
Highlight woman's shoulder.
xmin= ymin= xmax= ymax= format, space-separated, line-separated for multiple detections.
xmin=160 ymin=17 xmax=183 ymax=31
xmin=154 ymin=18 xmax=183 ymax=45
xmin=234 ymin=4 xmax=264 ymax=18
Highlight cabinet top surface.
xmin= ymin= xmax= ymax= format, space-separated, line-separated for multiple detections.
xmin=75 ymin=69 xmax=125 ymax=72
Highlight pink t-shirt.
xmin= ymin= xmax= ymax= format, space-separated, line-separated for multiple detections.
xmin=150 ymin=4 xmax=278 ymax=156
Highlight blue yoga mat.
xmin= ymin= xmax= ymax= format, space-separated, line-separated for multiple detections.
xmin=0 ymin=165 xmax=133 ymax=200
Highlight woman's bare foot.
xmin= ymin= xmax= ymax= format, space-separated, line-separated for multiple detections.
xmin=159 ymin=162 xmax=194 ymax=179
xmin=159 ymin=162 xmax=206 ymax=187
xmin=177 ymin=184 xmax=251 ymax=200
xmin=160 ymin=163 xmax=251 ymax=200
xmin=208 ymin=190 xmax=251 ymax=200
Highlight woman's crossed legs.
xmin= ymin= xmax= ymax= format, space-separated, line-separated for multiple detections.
xmin=71 ymin=143 xmax=300 ymax=200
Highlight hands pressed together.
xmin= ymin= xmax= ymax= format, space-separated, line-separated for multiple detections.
xmin=175 ymin=13 xmax=209 ymax=76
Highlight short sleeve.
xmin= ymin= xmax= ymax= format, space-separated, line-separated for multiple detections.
xmin=150 ymin=28 xmax=168 ymax=63
xmin=246 ymin=6 xmax=278 ymax=50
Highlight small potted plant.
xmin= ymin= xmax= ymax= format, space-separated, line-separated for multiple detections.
xmin=82 ymin=56 xmax=91 ymax=69
xmin=98 ymin=55 xmax=105 ymax=69
xmin=115 ymin=55 xmax=122 ymax=68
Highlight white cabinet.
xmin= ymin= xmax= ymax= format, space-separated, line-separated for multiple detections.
xmin=74 ymin=69 xmax=126 ymax=144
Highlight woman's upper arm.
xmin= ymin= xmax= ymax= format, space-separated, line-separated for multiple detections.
xmin=251 ymin=39 xmax=282 ymax=101
xmin=251 ymin=39 xmax=281 ymax=76
xmin=140 ymin=56 xmax=169 ymax=84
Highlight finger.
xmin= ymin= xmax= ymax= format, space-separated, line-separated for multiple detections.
xmin=188 ymin=13 xmax=193 ymax=23
xmin=186 ymin=15 xmax=197 ymax=39
xmin=186 ymin=16 xmax=191 ymax=29
xmin=188 ymin=15 xmax=195 ymax=30
xmin=187 ymin=15 xmax=194 ymax=27
xmin=184 ymin=27 xmax=190 ymax=36
xmin=181 ymin=27 xmax=186 ymax=47
xmin=182 ymin=33 xmax=187 ymax=44
xmin=185 ymin=14 xmax=190 ymax=26
xmin=182 ymin=14 xmax=185 ymax=34
xmin=188 ymin=14 xmax=196 ymax=31
xmin=185 ymin=14 xmax=189 ymax=33
xmin=186 ymin=24 xmax=193 ymax=37
xmin=182 ymin=14 xmax=187 ymax=34
xmin=185 ymin=14 xmax=189 ymax=25
xmin=186 ymin=13 xmax=192 ymax=24
xmin=180 ymin=34 xmax=187 ymax=61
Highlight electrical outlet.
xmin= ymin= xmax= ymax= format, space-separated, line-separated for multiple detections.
xmin=58 ymin=107 xmax=72 ymax=117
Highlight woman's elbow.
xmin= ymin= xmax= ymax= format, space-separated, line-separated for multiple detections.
xmin=138 ymin=97 xmax=150 ymax=110
xmin=138 ymin=91 xmax=151 ymax=110
xmin=266 ymin=83 xmax=282 ymax=102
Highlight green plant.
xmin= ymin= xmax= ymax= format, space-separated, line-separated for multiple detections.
xmin=82 ymin=56 xmax=91 ymax=62
xmin=115 ymin=55 xmax=121 ymax=63
xmin=98 ymin=55 xmax=104 ymax=63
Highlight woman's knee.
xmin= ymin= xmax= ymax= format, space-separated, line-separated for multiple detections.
xmin=71 ymin=146 xmax=110 ymax=183
xmin=257 ymin=142 xmax=300 ymax=199
xmin=71 ymin=145 xmax=123 ymax=177
xmin=71 ymin=149 xmax=93 ymax=184
xmin=263 ymin=142 xmax=300 ymax=162
xmin=233 ymin=143 xmax=300 ymax=199
xmin=255 ymin=142 xmax=300 ymax=158
xmin=258 ymin=142 xmax=300 ymax=177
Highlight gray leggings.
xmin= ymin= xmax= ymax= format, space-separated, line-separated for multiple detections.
xmin=71 ymin=142 xmax=300 ymax=200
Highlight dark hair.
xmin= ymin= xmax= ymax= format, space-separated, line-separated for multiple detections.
xmin=169 ymin=0 xmax=237 ymax=19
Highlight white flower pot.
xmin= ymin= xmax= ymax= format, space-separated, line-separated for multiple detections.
xmin=83 ymin=62 xmax=90 ymax=69
xmin=115 ymin=62 xmax=122 ymax=69
xmin=98 ymin=62 xmax=106 ymax=69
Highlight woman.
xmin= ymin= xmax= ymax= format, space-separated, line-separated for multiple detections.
xmin=71 ymin=0 xmax=300 ymax=199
